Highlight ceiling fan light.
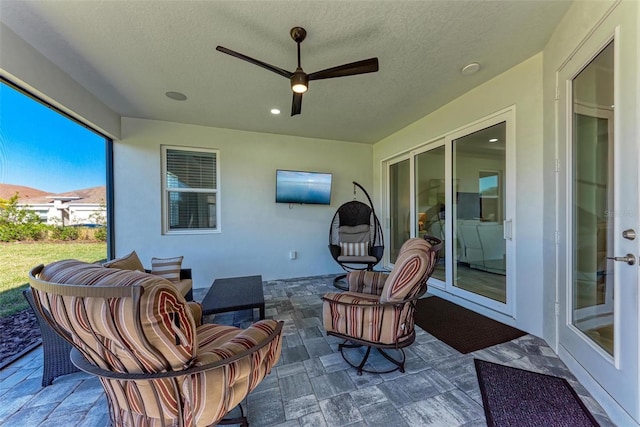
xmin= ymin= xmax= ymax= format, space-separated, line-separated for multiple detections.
xmin=292 ymin=83 xmax=307 ymax=94
xmin=291 ymin=70 xmax=308 ymax=94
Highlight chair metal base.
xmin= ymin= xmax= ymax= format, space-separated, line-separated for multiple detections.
xmin=333 ymin=274 xmax=348 ymax=290
xmin=217 ymin=404 xmax=248 ymax=427
xmin=338 ymin=340 xmax=406 ymax=376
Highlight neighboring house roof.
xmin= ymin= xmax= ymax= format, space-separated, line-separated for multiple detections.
xmin=21 ymin=186 xmax=107 ymax=205
xmin=0 ymin=184 xmax=106 ymax=205
xmin=0 ymin=184 xmax=48 ymax=200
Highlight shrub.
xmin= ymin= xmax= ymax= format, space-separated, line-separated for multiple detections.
xmin=0 ymin=195 xmax=45 ymax=242
xmin=49 ymin=226 xmax=80 ymax=241
xmin=94 ymin=227 xmax=107 ymax=241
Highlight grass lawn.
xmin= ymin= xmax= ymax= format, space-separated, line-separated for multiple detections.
xmin=0 ymin=241 xmax=107 ymax=317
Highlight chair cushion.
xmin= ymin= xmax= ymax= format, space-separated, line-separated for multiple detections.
xmin=103 ymin=250 xmax=145 ymax=272
xmin=337 ymin=255 xmax=378 ymax=263
xmin=338 ymin=224 xmax=371 ymax=243
xmin=151 ymin=256 xmax=183 ymax=283
xmin=346 ymin=270 xmax=388 ymax=295
xmin=380 ymin=239 xmax=434 ymax=303
xmin=37 ymin=260 xmax=196 ymax=372
xmin=340 ymin=241 xmax=369 ymax=256
xmin=185 ymin=320 xmax=283 ymax=426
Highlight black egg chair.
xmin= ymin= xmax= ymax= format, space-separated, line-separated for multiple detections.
xmin=329 ymin=182 xmax=384 ymax=289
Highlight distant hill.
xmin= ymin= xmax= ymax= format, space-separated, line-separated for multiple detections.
xmin=0 ymin=184 xmax=49 ymax=201
xmin=25 ymin=186 xmax=106 ymax=204
xmin=0 ymin=184 xmax=106 ymax=204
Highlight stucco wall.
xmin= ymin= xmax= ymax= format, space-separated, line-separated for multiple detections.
xmin=114 ymin=117 xmax=372 ymax=288
xmin=372 ymin=54 xmax=545 ymax=336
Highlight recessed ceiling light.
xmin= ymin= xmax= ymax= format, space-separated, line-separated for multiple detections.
xmin=461 ymin=62 xmax=481 ymax=75
xmin=271 ymin=108 xmax=281 ymax=115
xmin=165 ymin=91 xmax=187 ymax=101
xmin=489 ymin=138 xmax=498 ymax=143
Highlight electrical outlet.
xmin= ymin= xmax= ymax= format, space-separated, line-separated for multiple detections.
xmin=290 ymin=250 xmax=297 ymax=260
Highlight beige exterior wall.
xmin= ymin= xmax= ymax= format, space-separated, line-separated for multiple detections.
xmin=114 ymin=117 xmax=373 ymax=286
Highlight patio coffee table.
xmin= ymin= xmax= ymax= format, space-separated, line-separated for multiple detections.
xmin=201 ymin=275 xmax=265 ymax=320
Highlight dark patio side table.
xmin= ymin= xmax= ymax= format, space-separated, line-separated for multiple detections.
xmin=201 ymin=275 xmax=265 ymax=321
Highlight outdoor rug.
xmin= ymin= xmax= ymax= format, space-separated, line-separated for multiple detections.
xmin=414 ymin=296 xmax=525 ymax=353
xmin=474 ymin=359 xmax=600 ymax=427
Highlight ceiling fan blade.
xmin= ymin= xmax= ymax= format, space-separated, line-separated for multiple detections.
xmin=216 ymin=46 xmax=293 ymax=79
xmin=291 ymin=93 xmax=303 ymax=116
xmin=308 ymin=57 xmax=379 ymax=81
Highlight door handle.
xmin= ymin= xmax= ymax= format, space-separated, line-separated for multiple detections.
xmin=622 ymin=229 xmax=636 ymax=240
xmin=607 ymin=254 xmax=636 ymax=266
xmin=503 ymin=219 xmax=513 ymax=241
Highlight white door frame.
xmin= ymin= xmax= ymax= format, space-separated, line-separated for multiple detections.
xmin=555 ymin=8 xmax=639 ymax=423
xmin=442 ymin=110 xmax=516 ymax=317
xmin=382 ymin=109 xmax=516 ymax=318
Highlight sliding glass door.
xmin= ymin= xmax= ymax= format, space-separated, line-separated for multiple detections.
xmin=384 ymin=111 xmax=514 ymax=315
xmin=452 ymin=122 xmax=507 ymax=303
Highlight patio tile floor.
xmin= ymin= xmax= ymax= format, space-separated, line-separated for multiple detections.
xmin=0 ymin=275 xmax=615 ymax=426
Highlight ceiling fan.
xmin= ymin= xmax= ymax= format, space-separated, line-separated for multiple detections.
xmin=216 ymin=27 xmax=379 ymax=116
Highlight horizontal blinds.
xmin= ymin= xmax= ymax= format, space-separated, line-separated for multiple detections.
xmin=168 ymin=192 xmax=217 ymax=229
xmin=166 ymin=149 xmax=216 ymax=189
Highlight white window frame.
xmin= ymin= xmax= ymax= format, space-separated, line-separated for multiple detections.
xmin=161 ymin=145 xmax=220 ymax=235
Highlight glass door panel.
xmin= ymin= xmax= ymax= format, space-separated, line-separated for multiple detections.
xmin=415 ymin=146 xmax=446 ymax=281
xmin=389 ymin=159 xmax=410 ymax=263
xmin=571 ymin=42 xmax=614 ymax=355
xmin=452 ymin=122 xmax=507 ymax=303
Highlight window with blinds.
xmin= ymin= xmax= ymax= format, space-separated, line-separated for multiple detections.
xmin=161 ymin=146 xmax=220 ymax=234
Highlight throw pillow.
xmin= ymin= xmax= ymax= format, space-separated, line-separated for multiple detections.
xmin=151 ymin=256 xmax=183 ymax=283
xmin=340 ymin=241 xmax=369 ymax=257
xmin=103 ymin=250 xmax=145 ymax=272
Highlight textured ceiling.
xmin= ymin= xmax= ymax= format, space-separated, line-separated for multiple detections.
xmin=1 ymin=1 xmax=571 ymax=143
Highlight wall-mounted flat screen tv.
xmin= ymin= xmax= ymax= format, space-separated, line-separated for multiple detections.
xmin=276 ymin=169 xmax=332 ymax=205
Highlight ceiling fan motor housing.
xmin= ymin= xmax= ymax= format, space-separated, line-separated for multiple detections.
xmin=291 ymin=68 xmax=308 ymax=93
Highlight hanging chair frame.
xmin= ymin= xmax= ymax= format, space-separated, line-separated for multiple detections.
xmin=329 ymin=182 xmax=384 ymax=289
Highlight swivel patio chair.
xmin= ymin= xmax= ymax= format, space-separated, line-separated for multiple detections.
xmin=322 ymin=235 xmax=442 ymax=375
xmin=329 ymin=182 xmax=384 ymax=289
xmin=28 ymin=260 xmax=283 ymax=427
xmin=23 ymin=288 xmax=80 ymax=386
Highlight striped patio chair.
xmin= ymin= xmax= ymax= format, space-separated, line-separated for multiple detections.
xmin=322 ymin=236 xmax=441 ymax=375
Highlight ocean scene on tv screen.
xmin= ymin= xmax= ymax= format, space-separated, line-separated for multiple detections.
xmin=276 ymin=170 xmax=332 ymax=204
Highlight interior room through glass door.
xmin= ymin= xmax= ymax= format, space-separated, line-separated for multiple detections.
xmin=388 ymin=158 xmax=410 ymax=263
xmin=571 ymin=42 xmax=614 ymax=355
xmin=452 ymin=122 xmax=507 ymax=303
xmin=415 ymin=145 xmax=446 ymax=282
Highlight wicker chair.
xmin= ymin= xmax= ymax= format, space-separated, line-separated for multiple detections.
xmin=328 ymin=182 xmax=384 ymax=289
xmin=322 ymin=236 xmax=442 ymax=375
xmin=29 ymin=260 xmax=283 ymax=427
xmin=22 ymin=288 xmax=80 ymax=386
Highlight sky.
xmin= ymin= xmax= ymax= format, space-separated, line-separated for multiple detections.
xmin=0 ymin=83 xmax=106 ymax=194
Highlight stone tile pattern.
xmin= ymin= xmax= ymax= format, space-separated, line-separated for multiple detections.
xmin=1 ymin=275 xmax=614 ymax=426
